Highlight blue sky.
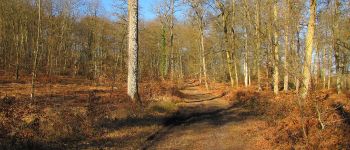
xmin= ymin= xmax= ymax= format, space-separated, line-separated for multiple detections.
xmin=101 ymin=0 xmax=158 ymax=20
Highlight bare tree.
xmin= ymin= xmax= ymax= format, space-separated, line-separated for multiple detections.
xmin=188 ymin=0 xmax=209 ymax=90
xmin=127 ymin=0 xmax=140 ymax=102
xmin=283 ymin=0 xmax=290 ymax=92
xmin=300 ymin=0 xmax=316 ymax=99
xmin=272 ymin=0 xmax=279 ymax=95
xmin=31 ymin=0 xmax=41 ymax=100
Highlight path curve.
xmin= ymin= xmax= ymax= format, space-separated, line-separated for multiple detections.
xmin=142 ymin=84 xmax=262 ymax=150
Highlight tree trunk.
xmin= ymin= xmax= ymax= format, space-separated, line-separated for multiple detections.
xmin=283 ymin=0 xmax=290 ymax=92
xmin=333 ymin=0 xmax=342 ymax=94
xmin=328 ymin=48 xmax=332 ymax=89
xmin=322 ymin=48 xmax=326 ymax=89
xmin=244 ymin=30 xmax=249 ymax=87
xmin=231 ymin=0 xmax=239 ymax=87
xmin=170 ymin=0 xmax=175 ymax=81
xmin=31 ymin=0 xmax=41 ymax=101
xmin=300 ymin=0 xmax=316 ymax=99
xmin=255 ymin=0 xmax=261 ymax=91
xmin=215 ymin=0 xmax=234 ymax=88
xmin=273 ymin=0 xmax=279 ymax=95
xmin=127 ymin=0 xmax=140 ymax=102
xmin=200 ymin=27 xmax=209 ymax=90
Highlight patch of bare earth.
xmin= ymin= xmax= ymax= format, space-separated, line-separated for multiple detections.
xmin=142 ymin=84 xmax=269 ymax=150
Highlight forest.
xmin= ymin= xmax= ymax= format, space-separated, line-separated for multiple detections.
xmin=0 ymin=0 xmax=349 ymax=149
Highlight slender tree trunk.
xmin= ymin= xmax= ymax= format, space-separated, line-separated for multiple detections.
xmin=255 ymin=0 xmax=261 ymax=91
xmin=15 ymin=34 xmax=19 ymax=80
xmin=273 ymin=0 xmax=279 ymax=94
xmin=244 ymin=30 xmax=249 ymax=87
xmin=231 ymin=0 xmax=239 ymax=87
xmin=283 ymin=0 xmax=290 ymax=92
xmin=333 ymin=0 xmax=342 ymax=94
xmin=322 ymin=48 xmax=326 ymax=89
xmin=327 ymin=48 xmax=332 ymax=89
xmin=127 ymin=0 xmax=140 ymax=102
xmin=200 ymin=27 xmax=209 ymax=90
xmin=300 ymin=0 xmax=316 ymax=99
xmin=170 ymin=0 xmax=175 ymax=81
xmin=31 ymin=0 xmax=41 ymax=101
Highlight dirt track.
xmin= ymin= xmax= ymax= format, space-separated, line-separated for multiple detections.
xmin=142 ymin=84 xmax=265 ymax=150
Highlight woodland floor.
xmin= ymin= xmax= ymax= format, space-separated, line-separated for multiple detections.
xmin=142 ymin=83 xmax=264 ymax=150
xmin=0 ymin=75 xmax=349 ymax=149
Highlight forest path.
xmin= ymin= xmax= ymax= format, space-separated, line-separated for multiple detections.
xmin=142 ymin=83 xmax=262 ymax=150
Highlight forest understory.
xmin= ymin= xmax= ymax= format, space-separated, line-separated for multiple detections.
xmin=0 ymin=74 xmax=349 ymax=150
xmin=1 ymin=0 xmax=350 ymax=149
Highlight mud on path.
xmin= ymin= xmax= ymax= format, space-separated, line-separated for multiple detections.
xmin=142 ymin=84 xmax=267 ymax=150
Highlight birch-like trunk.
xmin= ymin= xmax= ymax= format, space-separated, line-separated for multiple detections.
xmin=333 ymin=0 xmax=342 ymax=94
xmin=31 ymin=0 xmax=41 ymax=100
xmin=200 ymin=27 xmax=209 ymax=90
xmin=127 ymin=0 xmax=140 ymax=102
xmin=273 ymin=0 xmax=279 ymax=94
xmin=255 ymin=0 xmax=261 ymax=91
xmin=322 ymin=48 xmax=326 ymax=89
xmin=244 ymin=30 xmax=249 ymax=87
xmin=283 ymin=0 xmax=290 ymax=92
xmin=232 ymin=0 xmax=239 ymax=87
xmin=170 ymin=0 xmax=175 ymax=81
xmin=300 ymin=0 xmax=316 ymax=99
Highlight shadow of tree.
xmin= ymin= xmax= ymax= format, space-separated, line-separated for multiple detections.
xmin=141 ymin=101 xmax=259 ymax=149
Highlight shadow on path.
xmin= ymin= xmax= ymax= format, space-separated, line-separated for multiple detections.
xmin=141 ymin=86 xmax=254 ymax=150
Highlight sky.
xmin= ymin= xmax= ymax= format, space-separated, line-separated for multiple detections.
xmin=101 ymin=0 xmax=158 ymax=20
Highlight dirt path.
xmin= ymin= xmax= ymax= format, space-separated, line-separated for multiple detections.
xmin=142 ymin=84 xmax=264 ymax=150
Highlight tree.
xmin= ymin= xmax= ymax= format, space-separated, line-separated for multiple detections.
xmin=188 ymin=0 xmax=209 ymax=90
xmin=31 ymin=0 xmax=41 ymax=100
xmin=300 ymin=0 xmax=316 ymax=99
xmin=127 ymin=0 xmax=140 ymax=102
xmin=283 ymin=0 xmax=290 ymax=92
xmin=333 ymin=0 xmax=342 ymax=94
xmin=272 ymin=0 xmax=279 ymax=95
xmin=214 ymin=0 xmax=234 ymax=88
xmin=255 ymin=0 xmax=262 ymax=91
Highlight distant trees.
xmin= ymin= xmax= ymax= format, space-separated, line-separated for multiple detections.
xmin=0 ymin=0 xmax=349 ymax=97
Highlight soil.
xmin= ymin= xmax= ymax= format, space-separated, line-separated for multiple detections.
xmin=142 ymin=83 xmax=267 ymax=150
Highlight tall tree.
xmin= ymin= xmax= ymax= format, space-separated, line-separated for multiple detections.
xmin=127 ymin=0 xmax=140 ymax=102
xmin=31 ymin=0 xmax=41 ymax=100
xmin=283 ymin=0 xmax=290 ymax=92
xmin=215 ymin=0 xmax=234 ymax=88
xmin=333 ymin=0 xmax=342 ymax=94
xmin=272 ymin=0 xmax=279 ymax=94
xmin=188 ymin=0 xmax=209 ymax=90
xmin=255 ymin=0 xmax=262 ymax=91
xmin=300 ymin=0 xmax=316 ymax=99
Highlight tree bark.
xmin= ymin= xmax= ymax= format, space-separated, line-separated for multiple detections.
xmin=300 ymin=0 xmax=316 ymax=99
xmin=255 ymin=0 xmax=261 ymax=91
xmin=215 ymin=0 xmax=234 ymax=88
xmin=127 ymin=0 xmax=140 ymax=102
xmin=333 ymin=0 xmax=342 ymax=94
xmin=283 ymin=0 xmax=290 ymax=92
xmin=273 ymin=0 xmax=279 ymax=94
xmin=200 ymin=27 xmax=209 ymax=90
xmin=31 ymin=0 xmax=41 ymax=101
xmin=170 ymin=0 xmax=175 ymax=81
